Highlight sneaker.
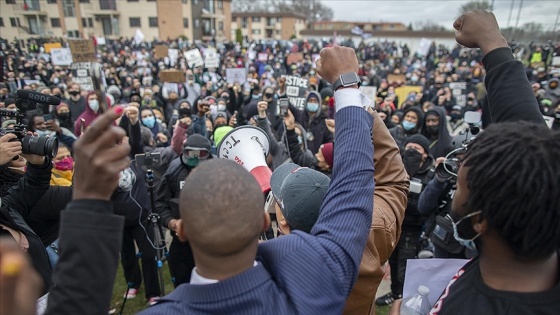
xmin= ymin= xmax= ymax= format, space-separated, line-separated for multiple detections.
xmin=375 ymin=292 xmax=402 ymax=306
xmin=124 ymin=288 xmax=139 ymax=299
xmin=148 ymin=296 xmax=160 ymax=306
xmin=108 ymin=308 xmax=116 ymax=315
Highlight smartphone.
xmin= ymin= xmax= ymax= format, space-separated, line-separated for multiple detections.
xmin=43 ymin=114 xmax=53 ymax=121
xmin=135 ymin=152 xmax=162 ymax=169
xmin=279 ymin=98 xmax=289 ymax=116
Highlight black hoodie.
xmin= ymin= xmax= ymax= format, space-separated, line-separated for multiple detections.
xmin=421 ymin=106 xmax=453 ymax=159
xmin=389 ymin=106 xmax=424 ymax=152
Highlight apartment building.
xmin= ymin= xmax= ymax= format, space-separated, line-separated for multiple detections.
xmin=0 ymin=0 xmax=231 ymax=42
xmin=231 ymin=12 xmax=306 ymax=41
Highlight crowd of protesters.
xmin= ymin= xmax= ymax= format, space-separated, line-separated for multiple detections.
xmin=1 ymin=8 xmax=560 ymax=315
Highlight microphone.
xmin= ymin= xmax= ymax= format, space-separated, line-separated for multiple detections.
xmin=16 ymin=90 xmax=61 ymax=105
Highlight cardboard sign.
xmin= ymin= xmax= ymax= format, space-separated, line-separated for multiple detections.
xmin=50 ymin=48 xmax=73 ymax=66
xmin=184 ymin=49 xmax=204 ymax=68
xmin=154 ymin=45 xmax=169 ymax=59
xmin=204 ymin=48 xmax=220 ymax=69
xmin=359 ymin=86 xmax=377 ymax=102
xmin=387 ymin=74 xmax=406 ymax=85
xmin=395 ymin=85 xmax=423 ymax=107
xmin=449 ymin=81 xmax=469 ymax=107
xmin=159 ymin=69 xmax=186 ymax=83
xmin=43 ymin=42 xmax=62 ymax=53
xmin=70 ymin=62 xmax=94 ymax=91
xmin=226 ymin=68 xmax=246 ymax=84
xmin=283 ymin=75 xmax=309 ymax=109
xmin=68 ymin=40 xmax=96 ymax=63
xmin=258 ymin=52 xmax=268 ymax=62
xmin=287 ymin=52 xmax=303 ymax=65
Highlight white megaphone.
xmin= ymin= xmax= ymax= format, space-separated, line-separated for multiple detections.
xmin=217 ymin=126 xmax=272 ymax=193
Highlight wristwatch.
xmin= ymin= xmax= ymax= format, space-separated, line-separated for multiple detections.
xmin=332 ymin=72 xmax=360 ymax=91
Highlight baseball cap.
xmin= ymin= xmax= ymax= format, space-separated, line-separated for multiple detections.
xmin=270 ymin=163 xmax=331 ymax=233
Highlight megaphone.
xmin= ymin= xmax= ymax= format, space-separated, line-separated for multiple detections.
xmin=217 ymin=126 xmax=272 ymax=193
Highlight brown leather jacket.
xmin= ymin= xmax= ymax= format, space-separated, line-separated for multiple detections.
xmin=344 ymin=111 xmax=409 ymax=315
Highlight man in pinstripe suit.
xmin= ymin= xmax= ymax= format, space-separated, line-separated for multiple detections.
xmin=140 ymin=45 xmax=376 ymax=315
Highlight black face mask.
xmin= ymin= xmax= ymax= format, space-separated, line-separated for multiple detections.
xmin=179 ymin=108 xmax=192 ymax=117
xmin=426 ymin=125 xmax=439 ymax=135
xmin=450 ymin=113 xmax=462 ymax=121
xmin=403 ymin=149 xmax=424 ymax=176
xmin=69 ymin=91 xmax=80 ymax=96
xmin=57 ymin=112 xmax=70 ymax=120
xmin=264 ymin=93 xmax=274 ymax=99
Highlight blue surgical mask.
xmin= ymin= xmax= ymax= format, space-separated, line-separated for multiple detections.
xmin=447 ymin=211 xmax=482 ymax=251
xmin=88 ymin=99 xmax=99 ymax=112
xmin=142 ymin=116 xmax=156 ymax=128
xmin=402 ymin=120 xmax=416 ymax=131
xmin=307 ymin=102 xmax=319 ymax=113
xmin=297 ymin=136 xmax=303 ymax=144
xmin=36 ymin=130 xmax=51 ymax=137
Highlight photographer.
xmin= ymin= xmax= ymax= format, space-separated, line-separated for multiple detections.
xmin=27 ymin=111 xmax=76 ymax=151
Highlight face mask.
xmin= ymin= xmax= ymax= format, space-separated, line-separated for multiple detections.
xmin=264 ymin=93 xmax=274 ymax=99
xmin=214 ymin=123 xmax=227 ymax=129
xmin=88 ymin=100 xmax=99 ymax=112
xmin=426 ymin=125 xmax=439 ymax=135
xmin=402 ymin=148 xmax=423 ymax=176
xmin=69 ymin=91 xmax=80 ymax=96
xmin=118 ymin=167 xmax=136 ymax=192
xmin=307 ymin=102 xmax=319 ymax=113
xmin=54 ymin=157 xmax=74 ymax=171
xmin=156 ymin=118 xmax=163 ymax=125
xmin=252 ymin=94 xmax=260 ymax=99
xmin=36 ymin=130 xmax=51 ymax=137
xmin=58 ymin=112 xmax=70 ymax=120
xmin=448 ymin=211 xmax=482 ymax=251
xmin=142 ymin=116 xmax=156 ymax=128
xmin=402 ymin=120 xmax=416 ymax=131
xmin=53 ymin=78 xmax=60 ymax=84
xmin=217 ymin=104 xmax=226 ymax=112
xmin=411 ymin=75 xmax=419 ymax=83
xmin=210 ymin=104 xmax=217 ymax=112
xmin=186 ymin=157 xmax=199 ymax=167
xmin=450 ymin=113 xmax=462 ymax=121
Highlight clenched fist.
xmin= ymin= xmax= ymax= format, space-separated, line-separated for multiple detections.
xmin=316 ymin=45 xmax=359 ymax=85
xmin=453 ymin=10 xmax=508 ymax=55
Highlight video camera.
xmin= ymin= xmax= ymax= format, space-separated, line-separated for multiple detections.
xmin=436 ymin=111 xmax=481 ymax=183
xmin=0 ymin=90 xmax=59 ymax=158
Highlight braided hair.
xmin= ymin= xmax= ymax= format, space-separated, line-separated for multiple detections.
xmin=463 ymin=121 xmax=560 ymax=260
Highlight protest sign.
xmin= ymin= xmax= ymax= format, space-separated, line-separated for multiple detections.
xmin=204 ymin=48 xmax=220 ymax=68
xmin=168 ymin=49 xmax=179 ymax=66
xmin=359 ymin=86 xmax=377 ymax=102
xmin=287 ymin=53 xmax=303 ymax=65
xmin=283 ymin=75 xmax=309 ymax=109
xmin=163 ymin=82 xmax=179 ymax=94
xmin=96 ymin=37 xmax=106 ymax=45
xmin=43 ymin=42 xmax=62 ymax=53
xmin=395 ymin=85 xmax=423 ymax=107
xmin=449 ymin=81 xmax=469 ymax=107
xmin=226 ymin=68 xmax=246 ymax=84
xmin=387 ymin=74 xmax=406 ymax=85
xmin=417 ymin=38 xmax=433 ymax=57
xmin=68 ymin=40 xmax=96 ymax=63
xmin=184 ymin=49 xmax=204 ymax=68
xmin=51 ymin=48 xmax=73 ymax=66
xmin=71 ymin=62 xmax=94 ymax=91
xmin=247 ymin=50 xmax=256 ymax=61
xmin=154 ymin=45 xmax=169 ymax=59
xmin=553 ymin=57 xmax=560 ymax=66
xmin=258 ymin=52 xmax=268 ymax=62
xmin=159 ymin=69 xmax=186 ymax=83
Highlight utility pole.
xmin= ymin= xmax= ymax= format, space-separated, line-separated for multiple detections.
xmin=554 ymin=4 xmax=560 ymax=43
xmin=507 ymin=0 xmax=515 ymax=27
xmin=511 ymin=0 xmax=524 ymax=41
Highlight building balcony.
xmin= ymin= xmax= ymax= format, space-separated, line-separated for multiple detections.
xmin=91 ymin=10 xmax=120 ymax=16
xmin=15 ymin=10 xmax=48 ymax=16
xmin=201 ymin=9 xmax=224 ymax=19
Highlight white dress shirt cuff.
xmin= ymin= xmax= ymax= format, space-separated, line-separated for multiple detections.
xmin=334 ymin=88 xmax=372 ymax=112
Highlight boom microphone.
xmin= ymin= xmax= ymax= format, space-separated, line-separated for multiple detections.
xmin=16 ymin=90 xmax=61 ymax=105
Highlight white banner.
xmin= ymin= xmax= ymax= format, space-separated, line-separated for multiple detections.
xmin=184 ymin=49 xmax=204 ymax=68
xmin=51 ymin=48 xmax=73 ymax=66
xmin=226 ymin=68 xmax=247 ymax=84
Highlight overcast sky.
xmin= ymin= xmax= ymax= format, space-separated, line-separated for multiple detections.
xmin=322 ymin=0 xmax=560 ymax=31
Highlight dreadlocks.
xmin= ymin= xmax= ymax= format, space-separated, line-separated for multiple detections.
xmin=463 ymin=121 xmax=560 ymax=260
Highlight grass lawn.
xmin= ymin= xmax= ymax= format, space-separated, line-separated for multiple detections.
xmin=110 ymin=263 xmax=391 ymax=315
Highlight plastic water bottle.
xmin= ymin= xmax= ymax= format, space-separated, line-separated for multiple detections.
xmin=400 ymin=285 xmax=431 ymax=315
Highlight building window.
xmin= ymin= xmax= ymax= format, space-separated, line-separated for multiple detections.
xmin=182 ymin=0 xmax=187 ymax=3
xmin=149 ymin=17 xmax=158 ymax=27
xmin=82 ymin=17 xmax=93 ymax=27
xmin=252 ymin=17 xmax=260 ymax=23
xmin=242 ymin=17 xmax=248 ymax=28
xmin=252 ymin=29 xmax=261 ymax=35
xmin=183 ymin=18 xmax=189 ymax=28
xmin=193 ymin=0 xmax=198 ymax=5
xmin=0 ymin=18 xmax=3 ymax=27
xmin=51 ymin=18 xmax=61 ymax=28
xmin=47 ymin=0 xmax=56 ymax=3
xmin=79 ymin=0 xmax=90 ymax=3
xmin=127 ymin=0 xmax=139 ymax=2
xmin=67 ymin=30 xmax=80 ymax=38
xmin=5 ymin=0 xmax=16 ymax=4
xmin=218 ymin=0 xmax=223 ymax=9
xmin=129 ymin=17 xmax=141 ymax=27
xmin=194 ymin=18 xmax=199 ymax=28
xmin=218 ymin=21 xmax=223 ymax=31
xmin=63 ymin=0 xmax=75 ymax=17
xmin=277 ymin=17 xmax=282 ymax=22
xmin=28 ymin=16 xmax=39 ymax=34
xmin=9 ymin=17 xmax=20 ymax=27
xmin=100 ymin=0 xmax=117 ymax=10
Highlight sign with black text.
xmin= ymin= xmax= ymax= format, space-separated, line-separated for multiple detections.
xmin=283 ymin=75 xmax=309 ymax=109
xmin=449 ymin=81 xmax=469 ymax=107
xmin=70 ymin=62 xmax=94 ymax=91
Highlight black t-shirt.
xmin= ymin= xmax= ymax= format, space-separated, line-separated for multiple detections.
xmin=430 ymin=254 xmax=560 ymax=315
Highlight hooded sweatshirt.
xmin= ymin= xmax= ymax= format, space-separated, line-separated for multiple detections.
xmin=421 ymin=106 xmax=453 ymax=159
xmin=389 ymin=106 xmax=424 ymax=152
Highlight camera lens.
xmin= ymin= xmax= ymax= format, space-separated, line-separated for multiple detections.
xmin=21 ymin=135 xmax=59 ymax=158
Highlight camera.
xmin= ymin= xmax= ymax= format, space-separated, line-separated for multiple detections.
xmin=135 ymin=152 xmax=162 ymax=170
xmin=279 ymin=98 xmax=289 ymax=116
xmin=0 ymin=92 xmax=58 ymax=158
xmin=435 ymin=159 xmax=460 ymax=183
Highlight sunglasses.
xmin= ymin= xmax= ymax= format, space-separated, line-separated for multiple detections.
xmin=183 ymin=147 xmax=210 ymax=159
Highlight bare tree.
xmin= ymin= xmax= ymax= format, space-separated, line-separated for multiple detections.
xmin=231 ymin=0 xmax=265 ymax=12
xmin=459 ymin=0 xmax=493 ymax=14
xmin=232 ymin=0 xmax=333 ymax=23
xmin=414 ymin=20 xmax=447 ymax=32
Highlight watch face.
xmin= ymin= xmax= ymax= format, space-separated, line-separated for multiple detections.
xmin=340 ymin=72 xmax=359 ymax=86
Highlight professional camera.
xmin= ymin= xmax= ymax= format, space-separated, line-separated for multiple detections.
xmin=0 ymin=91 xmax=59 ymax=158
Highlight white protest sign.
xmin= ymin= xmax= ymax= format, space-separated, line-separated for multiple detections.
xmin=168 ymin=49 xmax=179 ymax=66
xmin=163 ymin=82 xmax=179 ymax=94
xmin=552 ymin=56 xmax=560 ymax=66
xmin=247 ymin=50 xmax=256 ymax=61
xmin=96 ymin=37 xmax=106 ymax=45
xmin=283 ymin=75 xmax=309 ymax=109
xmin=226 ymin=68 xmax=247 ymax=84
xmin=71 ymin=62 xmax=94 ymax=91
xmin=184 ymin=49 xmax=204 ymax=68
xmin=50 ymin=48 xmax=73 ymax=66
xmin=204 ymin=48 xmax=220 ymax=69
xmin=417 ymin=38 xmax=432 ymax=57
xmin=258 ymin=52 xmax=268 ymax=62
xmin=359 ymin=86 xmax=377 ymax=102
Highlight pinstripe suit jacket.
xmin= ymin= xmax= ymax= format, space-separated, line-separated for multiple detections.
xmin=140 ymin=106 xmax=375 ymax=315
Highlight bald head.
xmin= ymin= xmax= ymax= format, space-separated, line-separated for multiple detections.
xmin=180 ymin=159 xmax=265 ymax=256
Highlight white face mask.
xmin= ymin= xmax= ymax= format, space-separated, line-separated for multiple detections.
xmin=88 ymin=99 xmax=99 ymax=112
xmin=217 ymin=104 xmax=226 ymax=112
